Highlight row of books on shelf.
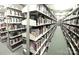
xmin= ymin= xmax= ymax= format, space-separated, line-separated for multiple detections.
xmin=37 ymin=16 xmax=52 ymax=25
xmin=8 ymin=24 xmax=22 ymax=30
xmin=37 ymin=5 xmax=52 ymax=18
xmin=1 ymin=24 xmax=22 ymax=30
xmin=0 ymin=28 xmax=6 ymax=33
xmin=22 ymin=5 xmax=52 ymax=18
xmin=9 ymin=31 xmax=21 ymax=36
xmin=0 ymin=23 xmax=6 ymax=34
xmin=0 ymin=12 xmax=4 ymax=17
xmin=64 ymin=24 xmax=79 ymax=33
xmin=0 ymin=23 xmax=6 ymax=29
xmin=10 ymin=36 xmax=22 ymax=46
xmin=0 ymin=12 xmax=4 ymax=23
xmin=0 ymin=24 xmax=23 ymax=32
xmin=30 ymin=39 xmax=48 ymax=54
xmin=69 ymin=26 xmax=75 ymax=30
xmin=22 ymin=18 xmax=52 ymax=26
xmin=0 ymin=31 xmax=7 ymax=42
xmin=74 ymin=29 xmax=79 ymax=35
xmin=4 ymin=17 xmax=22 ymax=23
xmin=64 ymin=17 xmax=79 ymax=23
xmin=0 ymin=19 xmax=4 ymax=22
xmin=30 ymin=40 xmax=41 ymax=51
xmin=5 ymin=7 xmax=22 ymax=17
xmin=66 ymin=15 xmax=77 ymax=19
xmin=30 ymin=26 xmax=51 ymax=38
xmin=0 ymin=31 xmax=22 ymax=43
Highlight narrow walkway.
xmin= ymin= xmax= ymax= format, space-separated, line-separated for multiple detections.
xmin=47 ymin=26 xmax=70 ymax=55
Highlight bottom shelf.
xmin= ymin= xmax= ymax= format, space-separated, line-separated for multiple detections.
xmin=8 ymin=41 xmax=23 ymax=52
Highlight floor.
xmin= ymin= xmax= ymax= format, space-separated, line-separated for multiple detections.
xmin=47 ymin=26 xmax=70 ymax=55
xmin=0 ymin=42 xmax=23 ymax=55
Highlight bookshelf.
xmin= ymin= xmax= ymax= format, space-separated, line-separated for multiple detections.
xmin=4 ymin=6 xmax=25 ymax=51
xmin=22 ymin=4 xmax=57 ymax=55
xmin=61 ymin=6 xmax=79 ymax=55
xmin=0 ymin=12 xmax=7 ymax=42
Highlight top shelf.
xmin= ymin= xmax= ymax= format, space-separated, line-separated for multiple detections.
xmin=63 ymin=7 xmax=79 ymax=21
xmin=7 ymin=7 xmax=22 ymax=12
xmin=23 ymin=10 xmax=56 ymax=22
xmin=64 ymin=15 xmax=79 ymax=21
xmin=22 ymin=5 xmax=57 ymax=22
xmin=6 ymin=15 xmax=25 ymax=19
xmin=43 ymin=4 xmax=56 ymax=20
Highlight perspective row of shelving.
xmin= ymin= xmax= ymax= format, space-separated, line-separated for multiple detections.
xmin=61 ymin=6 xmax=79 ymax=55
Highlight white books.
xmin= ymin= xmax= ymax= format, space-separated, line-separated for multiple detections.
xmin=12 ymin=10 xmax=14 ymax=15
xmin=30 ymin=34 xmax=36 ymax=40
xmin=5 ymin=9 xmax=10 ymax=15
xmin=43 ymin=26 xmax=46 ymax=33
xmin=22 ymin=19 xmax=36 ymax=26
xmin=22 ymin=32 xmax=39 ymax=41
xmin=22 ymin=32 xmax=36 ymax=40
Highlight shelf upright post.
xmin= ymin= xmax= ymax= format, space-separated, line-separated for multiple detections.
xmin=26 ymin=4 xmax=30 ymax=55
xmin=6 ymin=11 xmax=10 ymax=50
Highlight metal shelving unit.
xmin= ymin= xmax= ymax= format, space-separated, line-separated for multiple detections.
xmin=22 ymin=4 xmax=57 ymax=55
xmin=61 ymin=6 xmax=79 ymax=55
xmin=2 ymin=5 xmax=25 ymax=51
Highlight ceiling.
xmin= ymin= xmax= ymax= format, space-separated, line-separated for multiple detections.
xmin=47 ymin=0 xmax=79 ymax=20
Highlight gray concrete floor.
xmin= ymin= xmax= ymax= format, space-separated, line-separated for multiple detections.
xmin=0 ymin=42 xmax=23 ymax=55
xmin=47 ymin=26 xmax=70 ymax=55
